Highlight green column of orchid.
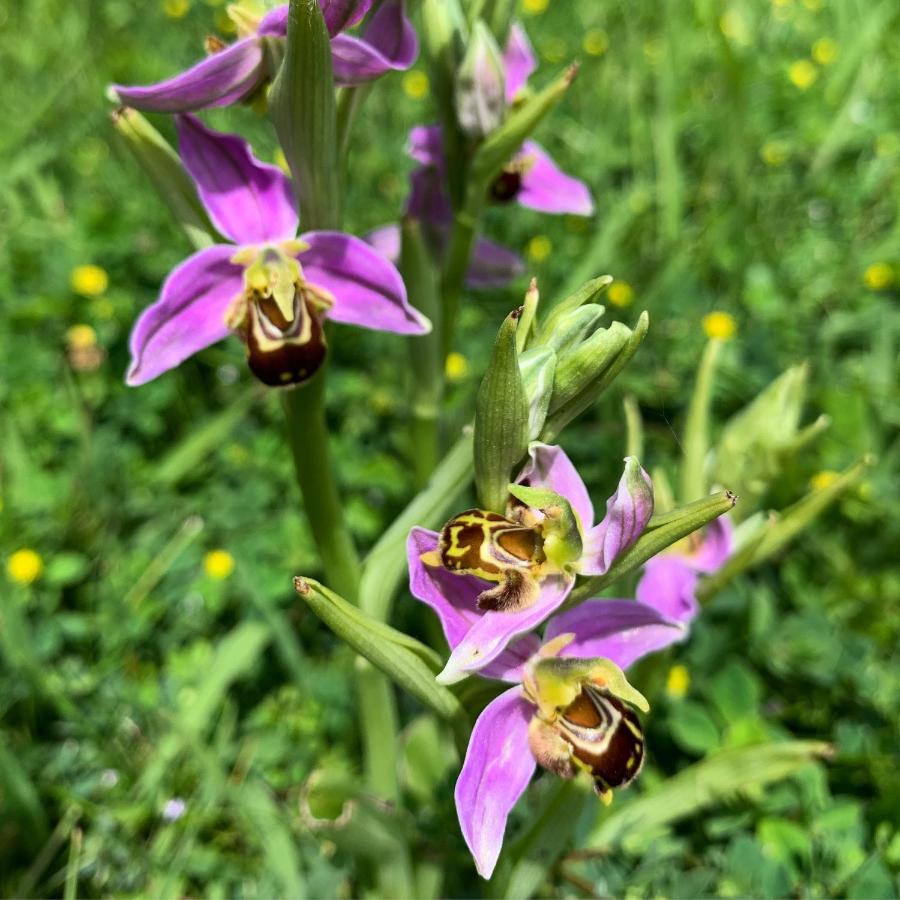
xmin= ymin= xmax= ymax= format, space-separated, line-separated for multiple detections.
xmin=269 ymin=3 xmax=413 ymax=896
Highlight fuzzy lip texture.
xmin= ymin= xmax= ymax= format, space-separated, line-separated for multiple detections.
xmin=112 ymin=0 xmax=417 ymax=113
xmin=407 ymin=444 xmax=654 ymax=685
xmin=126 ymin=114 xmax=429 ymax=386
xmin=451 ymin=601 xmax=685 ymax=880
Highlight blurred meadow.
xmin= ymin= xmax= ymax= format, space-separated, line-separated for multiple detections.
xmin=1 ymin=0 xmax=898 ymax=896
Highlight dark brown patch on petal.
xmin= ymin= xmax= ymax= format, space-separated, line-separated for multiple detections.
xmin=490 ymin=169 xmax=523 ymax=204
xmin=476 ymin=570 xmax=539 ymax=611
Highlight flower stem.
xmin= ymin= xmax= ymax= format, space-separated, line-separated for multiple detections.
xmin=281 ymin=369 xmax=361 ymax=603
xmin=439 ymin=211 xmax=479 ymax=359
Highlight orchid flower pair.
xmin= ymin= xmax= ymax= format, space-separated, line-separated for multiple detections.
xmin=127 ymin=115 xmax=429 ymax=387
xmin=113 ymin=0 xmax=417 ymax=113
xmin=408 ymin=444 xmax=694 ymax=878
xmin=367 ymin=22 xmax=593 ymax=289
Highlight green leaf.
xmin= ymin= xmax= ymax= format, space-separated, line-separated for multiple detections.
xmin=110 ymin=107 xmax=215 ymax=250
xmin=177 ymin=621 xmax=270 ymax=737
xmin=697 ymin=456 xmax=873 ymax=603
xmin=707 ymin=661 xmax=763 ymax=724
xmin=269 ymin=0 xmax=339 ymax=228
xmin=294 ymin=578 xmax=461 ymax=719
xmin=400 ymin=715 xmax=459 ymax=803
xmin=0 ymin=734 xmax=47 ymax=848
xmin=586 ymin=740 xmax=831 ymax=850
xmin=474 ymin=310 xmax=529 ymax=512
xmin=669 ymin=701 xmax=721 ymax=754
xmin=499 ymin=779 xmax=592 ymax=900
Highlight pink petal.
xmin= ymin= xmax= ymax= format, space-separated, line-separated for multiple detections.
xmin=635 ymin=556 xmax=700 ymax=624
xmin=320 ymin=0 xmax=374 ymax=36
xmin=176 ymin=115 xmax=298 ymax=246
xmin=689 ymin=517 xmax=734 ymax=572
xmin=467 ymin=235 xmax=524 ymax=288
xmin=516 ymin=443 xmax=594 ymax=530
xmin=257 ymin=6 xmax=289 ymax=35
xmin=299 ymin=231 xmax=430 ymax=334
xmin=517 ymin=141 xmax=594 ymax=216
xmin=407 ymin=124 xmax=444 ymax=167
xmin=503 ymin=22 xmax=536 ymax=103
xmin=112 ymin=38 xmax=265 ymax=113
xmin=581 ymin=458 xmax=654 ymax=576
xmin=438 ymin=576 xmax=574 ymax=684
xmin=455 ymin=687 xmax=535 ymax=880
xmin=126 ymin=245 xmax=244 ymax=386
xmin=331 ymin=0 xmax=418 ymax=85
xmin=545 ymin=599 xmax=686 ymax=669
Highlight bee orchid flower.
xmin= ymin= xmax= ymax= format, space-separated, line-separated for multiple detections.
xmin=408 ymin=443 xmax=654 ymax=683
xmin=127 ymin=114 xmax=429 ymax=387
xmin=112 ymin=0 xmax=417 ymax=113
xmin=429 ymin=601 xmax=686 ymax=879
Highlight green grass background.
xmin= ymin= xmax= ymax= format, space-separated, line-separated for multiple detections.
xmin=1 ymin=0 xmax=898 ymax=895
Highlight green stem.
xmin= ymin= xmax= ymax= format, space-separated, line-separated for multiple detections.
xmin=282 ymin=371 xmax=361 ymax=602
xmin=439 ymin=199 xmax=481 ymax=358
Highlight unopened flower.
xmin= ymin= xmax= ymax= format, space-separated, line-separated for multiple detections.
xmin=409 ymin=444 xmax=654 ymax=683
xmin=113 ymin=1 xmax=417 ymax=113
xmin=70 ymin=264 xmax=109 ymax=297
xmin=204 ymin=549 xmax=235 ymax=579
xmin=430 ymin=602 xmax=684 ymax=878
xmin=7 ymin=549 xmax=43 ymax=584
xmin=126 ymin=116 xmax=429 ymax=387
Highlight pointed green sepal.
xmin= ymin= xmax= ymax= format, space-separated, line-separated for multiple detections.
xmin=293 ymin=577 xmax=461 ymax=719
xmin=474 ymin=309 xmax=530 ymax=512
xmin=269 ymin=0 xmax=339 ymax=228
xmin=110 ymin=106 xmax=215 ymax=250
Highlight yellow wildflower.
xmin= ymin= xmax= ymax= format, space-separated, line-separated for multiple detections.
xmin=666 ymin=665 xmax=690 ymax=699
xmin=702 ymin=311 xmax=737 ymax=340
xmin=204 ymin=550 xmax=235 ymax=580
xmin=7 ymin=549 xmax=43 ymax=585
xmin=66 ymin=324 xmax=98 ymax=350
xmin=402 ymin=70 xmax=429 ymax=100
xmin=809 ymin=470 xmax=839 ymax=491
xmin=863 ymin=263 xmax=893 ymax=291
xmin=163 ymin=0 xmax=190 ymax=17
xmin=607 ymin=280 xmax=634 ymax=308
xmin=788 ymin=60 xmax=818 ymax=90
xmin=761 ymin=139 xmax=790 ymax=167
xmin=582 ymin=29 xmax=609 ymax=57
xmin=812 ymin=37 xmax=838 ymax=65
xmin=526 ymin=235 xmax=552 ymax=263
xmin=445 ymin=352 xmax=469 ymax=383
xmin=522 ymin=0 xmax=549 ymax=15
xmin=70 ymin=265 xmax=109 ymax=297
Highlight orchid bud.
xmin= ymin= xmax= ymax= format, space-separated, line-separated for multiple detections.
xmin=474 ymin=309 xmax=530 ymax=513
xmin=455 ymin=20 xmax=507 ymax=138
